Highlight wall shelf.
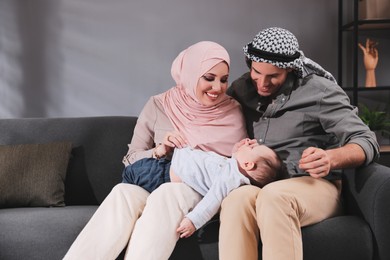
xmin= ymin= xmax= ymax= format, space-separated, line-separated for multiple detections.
xmin=342 ymin=19 xmax=390 ymax=30
xmin=338 ymin=0 xmax=390 ymax=149
xmin=380 ymin=145 xmax=390 ymax=153
xmin=338 ymin=0 xmax=390 ymax=105
xmin=342 ymin=86 xmax=390 ymax=91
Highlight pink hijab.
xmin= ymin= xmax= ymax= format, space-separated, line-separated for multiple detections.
xmin=157 ymin=41 xmax=247 ymax=156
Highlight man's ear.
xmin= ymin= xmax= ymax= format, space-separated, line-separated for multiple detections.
xmin=243 ymin=161 xmax=256 ymax=171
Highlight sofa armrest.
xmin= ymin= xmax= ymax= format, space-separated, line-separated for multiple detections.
xmin=342 ymin=162 xmax=390 ymax=260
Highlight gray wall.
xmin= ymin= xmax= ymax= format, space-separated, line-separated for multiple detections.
xmin=0 ymin=0 xmax=339 ymax=118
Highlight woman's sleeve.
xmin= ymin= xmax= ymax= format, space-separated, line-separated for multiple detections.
xmin=122 ymin=97 xmax=158 ymax=166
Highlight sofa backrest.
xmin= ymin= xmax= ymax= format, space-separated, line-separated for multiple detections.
xmin=0 ymin=116 xmax=136 ymax=205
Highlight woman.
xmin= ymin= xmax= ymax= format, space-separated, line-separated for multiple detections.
xmin=63 ymin=41 xmax=247 ymax=260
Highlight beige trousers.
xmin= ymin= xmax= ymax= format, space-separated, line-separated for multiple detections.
xmin=63 ymin=183 xmax=201 ymax=260
xmin=219 ymin=176 xmax=342 ymax=260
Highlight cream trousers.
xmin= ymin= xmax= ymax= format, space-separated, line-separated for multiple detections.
xmin=63 ymin=183 xmax=201 ymax=260
xmin=219 ymin=176 xmax=342 ymax=260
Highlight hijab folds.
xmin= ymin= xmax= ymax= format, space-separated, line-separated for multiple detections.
xmin=158 ymin=41 xmax=247 ymax=156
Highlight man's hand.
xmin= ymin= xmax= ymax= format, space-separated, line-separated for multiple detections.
xmin=299 ymin=147 xmax=331 ymax=178
xmin=176 ymin=217 xmax=196 ymax=238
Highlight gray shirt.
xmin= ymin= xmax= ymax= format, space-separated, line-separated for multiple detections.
xmin=227 ymin=72 xmax=379 ymax=179
xmin=171 ymin=147 xmax=249 ymax=229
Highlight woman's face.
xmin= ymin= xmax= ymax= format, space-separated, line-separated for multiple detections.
xmin=196 ymin=61 xmax=229 ymax=107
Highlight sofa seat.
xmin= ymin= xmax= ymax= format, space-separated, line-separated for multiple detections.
xmin=0 ymin=206 xmax=97 ymax=260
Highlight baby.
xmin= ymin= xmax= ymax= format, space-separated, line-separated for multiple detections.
xmin=122 ymin=138 xmax=288 ymax=237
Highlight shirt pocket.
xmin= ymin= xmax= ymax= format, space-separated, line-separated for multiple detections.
xmin=267 ymin=111 xmax=305 ymax=141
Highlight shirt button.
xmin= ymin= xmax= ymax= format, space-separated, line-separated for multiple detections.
xmin=259 ymin=139 xmax=263 ymax=143
xmin=263 ymin=117 xmax=268 ymax=120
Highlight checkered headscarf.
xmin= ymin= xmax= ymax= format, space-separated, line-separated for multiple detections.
xmin=243 ymin=27 xmax=337 ymax=83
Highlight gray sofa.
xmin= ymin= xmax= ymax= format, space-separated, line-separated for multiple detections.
xmin=0 ymin=116 xmax=389 ymax=260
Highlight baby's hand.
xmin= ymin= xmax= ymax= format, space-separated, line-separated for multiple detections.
xmin=232 ymin=138 xmax=257 ymax=154
xmin=176 ymin=217 xmax=195 ymax=238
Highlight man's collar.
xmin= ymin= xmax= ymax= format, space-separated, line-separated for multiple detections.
xmin=275 ymin=72 xmax=295 ymax=98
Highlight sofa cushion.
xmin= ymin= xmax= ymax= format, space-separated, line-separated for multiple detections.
xmin=0 ymin=142 xmax=72 ymax=208
xmin=0 ymin=117 xmax=136 ymax=205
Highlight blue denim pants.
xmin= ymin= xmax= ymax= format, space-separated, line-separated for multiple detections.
xmin=122 ymin=158 xmax=171 ymax=193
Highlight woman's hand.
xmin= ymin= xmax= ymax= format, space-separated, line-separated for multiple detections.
xmin=299 ymin=147 xmax=331 ymax=178
xmin=162 ymin=131 xmax=188 ymax=149
xmin=154 ymin=131 xmax=188 ymax=158
xmin=176 ymin=217 xmax=196 ymax=238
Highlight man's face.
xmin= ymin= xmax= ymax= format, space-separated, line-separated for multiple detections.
xmin=250 ymin=61 xmax=290 ymax=97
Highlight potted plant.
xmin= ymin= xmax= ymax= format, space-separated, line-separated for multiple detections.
xmin=359 ymin=103 xmax=390 ymax=144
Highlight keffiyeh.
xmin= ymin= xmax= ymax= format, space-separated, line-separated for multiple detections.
xmin=243 ymin=27 xmax=337 ymax=83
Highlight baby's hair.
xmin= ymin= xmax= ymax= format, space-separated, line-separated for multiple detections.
xmin=248 ymin=150 xmax=288 ymax=188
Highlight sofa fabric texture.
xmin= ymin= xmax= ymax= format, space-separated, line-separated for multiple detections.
xmin=0 ymin=116 xmax=389 ymax=260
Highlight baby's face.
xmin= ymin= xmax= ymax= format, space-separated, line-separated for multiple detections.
xmin=233 ymin=139 xmax=276 ymax=166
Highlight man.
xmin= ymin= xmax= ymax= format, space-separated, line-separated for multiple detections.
xmin=219 ymin=27 xmax=379 ymax=260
